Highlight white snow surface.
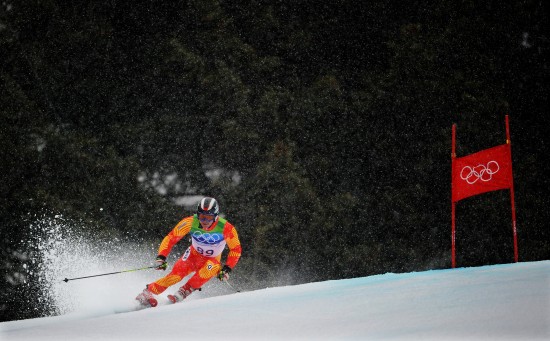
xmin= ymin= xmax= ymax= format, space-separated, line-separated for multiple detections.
xmin=1 ymin=260 xmax=548 ymax=340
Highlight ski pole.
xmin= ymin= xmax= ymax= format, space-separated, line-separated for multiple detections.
xmin=62 ymin=265 xmax=158 ymax=283
xmin=224 ymin=280 xmax=241 ymax=293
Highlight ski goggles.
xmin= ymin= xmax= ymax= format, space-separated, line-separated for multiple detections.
xmin=198 ymin=213 xmax=216 ymax=222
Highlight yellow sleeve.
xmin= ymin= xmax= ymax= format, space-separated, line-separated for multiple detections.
xmin=223 ymin=222 xmax=242 ymax=269
xmin=158 ymin=216 xmax=193 ymax=257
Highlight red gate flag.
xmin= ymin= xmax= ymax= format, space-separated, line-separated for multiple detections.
xmin=451 ymin=115 xmax=518 ymax=268
xmin=452 ymin=143 xmax=513 ymax=202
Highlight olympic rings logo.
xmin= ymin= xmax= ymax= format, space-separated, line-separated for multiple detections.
xmin=192 ymin=231 xmax=223 ymax=244
xmin=460 ymin=161 xmax=500 ymax=184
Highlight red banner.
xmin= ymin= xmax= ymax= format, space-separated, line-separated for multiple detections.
xmin=452 ymin=144 xmax=513 ymax=202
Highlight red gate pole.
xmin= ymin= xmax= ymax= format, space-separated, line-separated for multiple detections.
xmin=451 ymin=123 xmax=457 ymax=268
xmin=505 ymin=115 xmax=519 ymax=262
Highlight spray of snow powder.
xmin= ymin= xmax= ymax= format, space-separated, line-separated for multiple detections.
xmin=23 ymin=215 xmax=234 ymax=318
xmin=24 ymin=215 xmax=162 ymax=317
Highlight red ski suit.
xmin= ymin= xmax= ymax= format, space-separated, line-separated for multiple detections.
xmin=147 ymin=215 xmax=241 ymax=295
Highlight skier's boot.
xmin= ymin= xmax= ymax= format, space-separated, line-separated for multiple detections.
xmin=135 ymin=286 xmax=158 ymax=307
xmin=167 ymin=284 xmax=198 ymax=304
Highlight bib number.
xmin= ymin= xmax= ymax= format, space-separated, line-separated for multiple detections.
xmin=196 ymin=247 xmax=215 ymax=256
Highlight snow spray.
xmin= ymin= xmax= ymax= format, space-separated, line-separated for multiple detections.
xmin=24 ymin=215 xmax=158 ymax=317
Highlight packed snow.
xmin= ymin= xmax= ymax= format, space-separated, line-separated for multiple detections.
xmin=1 ymin=260 xmax=548 ymax=340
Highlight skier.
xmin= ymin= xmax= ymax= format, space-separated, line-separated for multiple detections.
xmin=135 ymin=197 xmax=242 ymax=307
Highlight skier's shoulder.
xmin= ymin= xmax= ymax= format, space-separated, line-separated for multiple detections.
xmin=219 ymin=218 xmax=238 ymax=234
xmin=173 ymin=215 xmax=194 ymax=233
xmin=218 ymin=216 xmax=232 ymax=226
xmin=179 ymin=215 xmax=195 ymax=224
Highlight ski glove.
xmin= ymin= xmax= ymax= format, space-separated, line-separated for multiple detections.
xmin=155 ymin=255 xmax=167 ymax=270
xmin=217 ymin=265 xmax=232 ymax=281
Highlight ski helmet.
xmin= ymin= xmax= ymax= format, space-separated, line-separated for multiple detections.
xmin=197 ymin=197 xmax=220 ymax=220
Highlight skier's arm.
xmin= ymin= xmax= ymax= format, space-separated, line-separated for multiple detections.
xmin=222 ymin=222 xmax=242 ymax=269
xmin=158 ymin=216 xmax=193 ymax=258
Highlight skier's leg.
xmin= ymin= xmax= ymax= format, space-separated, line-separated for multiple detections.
xmin=186 ymin=258 xmax=221 ymax=289
xmin=168 ymin=257 xmax=221 ymax=303
xmin=136 ymin=247 xmax=195 ymax=306
xmin=147 ymin=250 xmax=194 ymax=295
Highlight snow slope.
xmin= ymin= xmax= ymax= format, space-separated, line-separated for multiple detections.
xmin=1 ymin=261 xmax=548 ymax=340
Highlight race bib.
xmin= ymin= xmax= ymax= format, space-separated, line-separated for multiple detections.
xmin=191 ymin=230 xmax=226 ymax=257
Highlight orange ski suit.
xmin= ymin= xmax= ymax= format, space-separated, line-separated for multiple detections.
xmin=147 ymin=214 xmax=242 ymax=295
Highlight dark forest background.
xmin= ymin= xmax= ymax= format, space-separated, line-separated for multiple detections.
xmin=1 ymin=0 xmax=548 ymax=322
